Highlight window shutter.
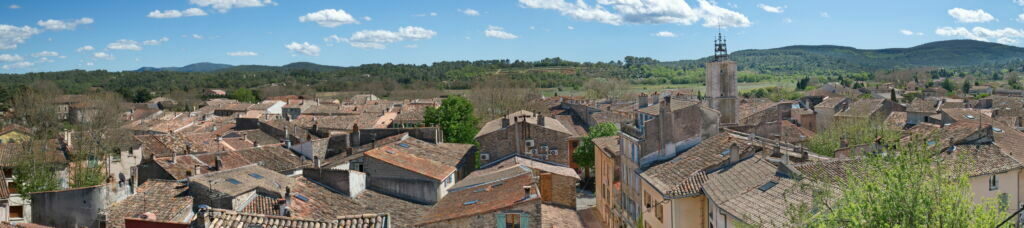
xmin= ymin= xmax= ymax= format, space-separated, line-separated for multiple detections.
xmin=496 ymin=213 xmax=506 ymax=228
xmin=520 ymin=213 xmax=530 ymax=227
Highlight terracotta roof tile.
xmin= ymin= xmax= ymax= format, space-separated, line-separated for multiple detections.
xmin=102 ymin=180 xmax=193 ymax=228
xmin=364 ymin=145 xmax=455 ymax=181
xmin=417 ymin=172 xmax=540 ymax=225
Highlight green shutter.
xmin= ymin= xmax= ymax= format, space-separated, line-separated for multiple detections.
xmin=521 ymin=213 xmax=530 ymax=227
xmin=496 ymin=213 xmax=506 ymax=228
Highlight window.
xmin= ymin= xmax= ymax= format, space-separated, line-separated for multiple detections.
xmin=444 ymin=175 xmax=453 ymax=185
xmin=505 ymin=213 xmax=521 ymax=228
xmin=9 ymin=205 xmax=22 ymax=219
xmin=7 ymin=181 xmax=16 ymax=195
xmin=990 ymin=175 xmax=999 ymax=191
xmin=2 ymin=168 xmax=12 ymax=179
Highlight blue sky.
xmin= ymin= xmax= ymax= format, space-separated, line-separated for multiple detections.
xmin=2 ymin=0 xmax=1024 ymax=73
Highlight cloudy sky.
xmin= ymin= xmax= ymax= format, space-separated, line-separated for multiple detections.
xmin=2 ymin=0 xmax=1024 ymax=73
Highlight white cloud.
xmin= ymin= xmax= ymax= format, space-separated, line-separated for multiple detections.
xmin=0 ymin=54 xmax=22 ymax=62
xmin=948 ymin=8 xmax=994 ymax=23
xmin=191 ymin=34 xmax=204 ymax=39
xmin=2 ymin=61 xmax=32 ymax=70
xmin=1016 ymin=0 xmax=1024 ymax=6
xmin=567 ymin=26 xmax=575 ymax=30
xmin=31 ymin=51 xmax=58 ymax=57
xmin=226 ymin=51 xmax=258 ymax=56
xmin=285 ymin=42 xmax=320 ymax=56
xmin=936 ymin=26 xmax=1024 ymax=44
xmin=518 ymin=0 xmax=750 ymax=28
xmin=190 ymin=0 xmax=275 ymax=13
xmin=783 ymin=18 xmax=793 ymax=23
xmin=430 ymin=12 xmax=438 ymax=16
xmin=85 ymin=62 xmax=94 ymax=66
xmin=653 ymin=31 xmax=676 ymax=37
xmin=37 ymin=17 xmax=94 ymax=31
xmin=9 ymin=5 xmax=19 ymax=9
xmin=76 ymin=45 xmax=95 ymax=52
xmin=757 ymin=4 xmax=783 ymax=13
xmin=143 ymin=37 xmax=170 ymax=45
xmin=148 ymin=8 xmax=208 ymax=18
xmin=404 ymin=44 xmax=418 ymax=48
xmin=485 ymin=26 xmax=518 ymax=39
xmin=820 ymin=12 xmax=830 ymax=18
xmin=416 ymin=12 xmax=438 ymax=17
xmin=299 ymin=9 xmax=358 ymax=28
xmin=461 ymin=9 xmax=480 ymax=16
xmin=333 ymin=26 xmax=438 ymax=49
xmin=0 ymin=25 xmax=41 ymax=49
xmin=108 ymin=39 xmax=143 ymax=51
xmin=1018 ymin=13 xmax=1024 ymax=22
xmin=900 ymin=29 xmax=923 ymax=36
xmin=529 ymin=26 xmax=536 ymax=30
xmin=36 ymin=57 xmax=53 ymax=63
xmin=92 ymin=52 xmax=114 ymax=60
xmin=363 ymin=16 xmax=372 ymax=21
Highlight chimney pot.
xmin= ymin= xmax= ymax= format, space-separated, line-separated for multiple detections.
xmin=523 ymin=186 xmax=532 ymax=197
xmin=502 ymin=117 xmax=510 ymax=128
xmin=193 ymin=164 xmax=201 ymax=176
xmin=537 ymin=114 xmax=545 ymax=126
xmin=215 ymin=156 xmax=223 ymax=171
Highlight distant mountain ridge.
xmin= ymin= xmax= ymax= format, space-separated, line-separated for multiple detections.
xmin=134 ymin=40 xmax=1024 ymax=74
xmin=664 ymin=39 xmax=1024 ymax=73
xmin=134 ymin=62 xmax=343 ymax=73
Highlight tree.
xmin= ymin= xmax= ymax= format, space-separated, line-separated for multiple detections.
xmin=583 ymin=78 xmax=627 ymax=101
xmin=791 ymin=137 xmax=1006 ymax=227
xmin=132 ymin=88 xmax=155 ymax=103
xmin=11 ymin=81 xmax=63 ymax=138
xmin=962 ymin=80 xmax=972 ymax=93
xmin=805 ymin=118 xmax=902 ymax=157
xmin=941 ymin=78 xmax=956 ymax=92
xmin=424 ymin=96 xmax=479 ymax=144
xmin=12 ymin=139 xmax=63 ymax=194
xmin=796 ymin=76 xmax=811 ymax=90
xmin=228 ymin=88 xmax=259 ymax=103
xmin=573 ymin=123 xmax=618 ymax=186
xmin=467 ymin=77 xmax=543 ymax=121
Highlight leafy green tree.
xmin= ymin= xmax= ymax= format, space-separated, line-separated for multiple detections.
xmin=12 ymin=140 xmax=63 ymax=194
xmin=133 ymin=88 xmax=155 ymax=103
xmin=424 ymin=96 xmax=479 ymax=144
xmin=805 ymin=118 xmax=902 ymax=157
xmin=573 ymin=123 xmax=618 ymax=182
xmin=962 ymin=80 xmax=972 ymax=93
xmin=792 ymin=137 xmax=1006 ymax=227
xmin=228 ymin=88 xmax=259 ymax=103
xmin=941 ymin=78 xmax=956 ymax=92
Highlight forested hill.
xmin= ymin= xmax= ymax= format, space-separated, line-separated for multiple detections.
xmin=663 ymin=39 xmax=1024 ymax=73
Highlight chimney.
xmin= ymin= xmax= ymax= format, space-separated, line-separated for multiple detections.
xmin=171 ymin=151 xmax=177 ymax=163
xmin=729 ymin=143 xmax=740 ymax=164
xmin=314 ymin=156 xmax=321 ymax=168
xmin=193 ymin=164 xmax=201 ymax=176
xmin=215 ymin=156 xmax=223 ymax=171
xmin=890 ymin=88 xmax=897 ymax=102
xmin=501 ymin=117 xmax=510 ymax=128
xmin=537 ymin=114 xmax=545 ymax=126
xmin=523 ymin=185 xmax=532 ymax=199
xmin=280 ymin=187 xmax=292 ymax=217
xmin=638 ymin=93 xmax=649 ymax=109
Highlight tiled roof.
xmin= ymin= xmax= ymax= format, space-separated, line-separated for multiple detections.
xmin=792 ymin=158 xmax=863 ymax=185
xmin=199 ymin=208 xmax=389 ymax=228
xmin=234 ymin=146 xmax=309 ymax=172
xmin=376 ymin=134 xmax=472 ymax=168
xmin=836 ymin=99 xmax=885 ymax=118
xmin=592 ymin=135 xmax=620 ymax=157
xmin=240 ymin=193 xmax=279 ymax=215
xmin=476 ymin=110 xmax=577 ymax=138
xmin=483 ymin=156 xmax=580 ymax=180
xmin=907 ymin=98 xmax=940 ymax=113
xmin=153 ymin=151 xmax=253 ymax=180
xmin=886 ymin=111 xmax=908 ymax=128
xmin=364 ymin=145 xmax=455 ymax=181
xmin=939 ymin=144 xmax=1024 ymax=177
xmin=541 ymin=204 xmax=584 ymax=228
xmin=0 ymin=140 xmax=67 ymax=167
xmin=417 ymin=172 xmax=540 ymax=225
xmin=289 ymin=177 xmax=428 ymax=226
xmin=449 ymin=164 xmax=533 ymax=191
xmin=190 ymin=164 xmax=294 ymax=197
xmin=641 ymin=133 xmax=752 ymax=198
xmin=637 ymin=99 xmax=700 ymax=116
xmin=394 ymin=103 xmax=434 ymax=123
xmin=102 ymin=180 xmax=193 ymax=228
xmin=703 ymin=157 xmax=812 ymax=228
xmin=813 ymin=97 xmax=847 ymax=111
xmin=0 ymin=124 xmax=31 ymax=136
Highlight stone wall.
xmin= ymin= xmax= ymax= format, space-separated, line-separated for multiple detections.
xmin=476 ymin=121 xmax=574 ymax=166
xmin=301 ymin=168 xmax=366 ymax=197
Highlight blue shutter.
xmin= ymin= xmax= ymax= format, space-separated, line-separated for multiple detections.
xmin=520 ymin=213 xmax=530 ymax=227
xmin=496 ymin=213 xmax=506 ymax=228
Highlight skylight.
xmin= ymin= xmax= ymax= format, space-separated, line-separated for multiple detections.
xmin=464 ymin=200 xmax=479 ymax=205
xmin=295 ymin=194 xmax=309 ymax=202
xmin=248 ymin=173 xmax=264 ymax=179
xmin=758 ymin=181 xmax=778 ymax=192
xmin=398 ymin=143 xmax=410 ymax=148
xmin=720 ymin=149 xmax=731 ymax=156
xmin=994 ymin=127 xmax=1004 ymax=133
xmin=964 ymin=114 xmax=976 ymax=120
xmin=226 ymin=178 xmax=241 ymax=185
